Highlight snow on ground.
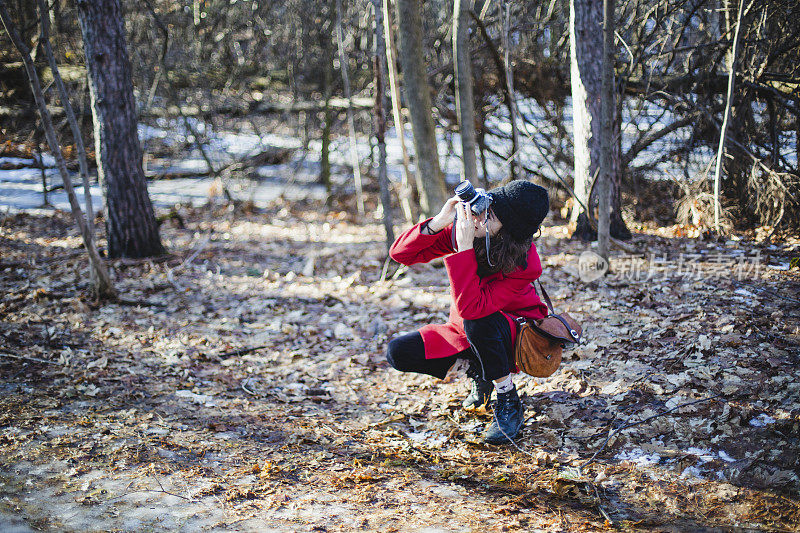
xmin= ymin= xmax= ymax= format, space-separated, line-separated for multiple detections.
xmin=3 ymin=95 xmax=797 ymax=217
xmin=0 ymin=97 xmax=731 ymax=215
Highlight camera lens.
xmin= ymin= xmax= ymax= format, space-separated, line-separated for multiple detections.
xmin=455 ymin=180 xmax=477 ymax=202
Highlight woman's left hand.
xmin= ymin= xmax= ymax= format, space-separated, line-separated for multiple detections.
xmin=455 ymin=202 xmax=477 ymax=251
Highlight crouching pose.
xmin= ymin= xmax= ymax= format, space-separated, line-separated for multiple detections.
xmin=386 ymin=180 xmax=549 ymax=444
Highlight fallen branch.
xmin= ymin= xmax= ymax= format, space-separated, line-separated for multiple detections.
xmin=0 ymin=351 xmax=60 ymax=365
xmin=217 ymin=345 xmax=269 ymax=359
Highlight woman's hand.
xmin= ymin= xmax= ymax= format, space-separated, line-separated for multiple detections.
xmin=427 ymin=196 xmax=461 ymax=233
xmin=454 ymin=202 xmax=477 ymax=251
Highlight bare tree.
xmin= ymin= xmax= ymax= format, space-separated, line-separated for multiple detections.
xmin=372 ymin=0 xmax=395 ymax=251
xmin=335 ymin=0 xmax=365 ymax=215
xmin=319 ymin=4 xmax=335 ymax=194
xmin=453 ymin=0 xmax=478 ymax=184
xmin=569 ymin=0 xmax=601 ymax=236
xmin=75 ymin=0 xmax=165 ymax=258
xmin=501 ymin=0 xmax=519 ymax=181
xmin=0 ymin=1 xmax=115 ymax=298
xmin=382 ymin=0 xmax=415 ymax=222
xmin=569 ymin=0 xmax=630 ymax=241
xmin=597 ymin=0 xmax=615 ymax=260
xmin=394 ymin=0 xmax=447 ymax=216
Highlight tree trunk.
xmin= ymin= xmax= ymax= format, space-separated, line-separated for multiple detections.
xmin=395 ymin=0 xmax=447 ymax=216
xmin=372 ymin=0 xmax=395 ymax=252
xmin=382 ymin=0 xmax=415 ymax=223
xmin=320 ymin=75 xmax=333 ymax=193
xmin=335 ymin=0 xmax=365 ymax=215
xmin=34 ymin=130 xmax=50 ymax=207
xmin=768 ymin=99 xmax=778 ymax=168
xmin=319 ymin=6 xmax=334 ymax=193
xmin=453 ymin=0 xmax=477 ymax=184
xmin=477 ymin=117 xmax=490 ymax=189
xmin=569 ymin=0 xmax=629 ymax=241
xmin=501 ymin=0 xmax=519 ymax=181
xmin=569 ymin=0 xmax=600 ymax=236
xmin=597 ymin=0 xmax=614 ymax=260
xmin=75 ymin=0 xmax=164 ymax=258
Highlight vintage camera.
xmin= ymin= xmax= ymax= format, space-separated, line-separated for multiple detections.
xmin=454 ymin=180 xmax=492 ymax=216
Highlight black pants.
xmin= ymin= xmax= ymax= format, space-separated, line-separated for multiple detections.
xmin=386 ymin=312 xmax=514 ymax=382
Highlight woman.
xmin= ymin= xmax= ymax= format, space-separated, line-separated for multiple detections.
xmin=386 ymin=180 xmax=550 ymax=444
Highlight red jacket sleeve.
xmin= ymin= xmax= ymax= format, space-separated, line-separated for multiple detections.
xmin=389 ymin=217 xmax=456 ymax=265
xmin=444 ymin=248 xmax=543 ymax=320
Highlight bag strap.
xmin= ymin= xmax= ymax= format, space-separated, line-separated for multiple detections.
xmin=516 ymin=281 xmax=580 ymax=342
xmin=516 ymin=279 xmax=555 ymax=315
xmin=536 ymin=279 xmax=555 ymax=314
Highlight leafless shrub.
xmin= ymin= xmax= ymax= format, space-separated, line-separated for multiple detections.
xmin=747 ymin=163 xmax=800 ymax=230
xmin=676 ymin=182 xmax=733 ymax=232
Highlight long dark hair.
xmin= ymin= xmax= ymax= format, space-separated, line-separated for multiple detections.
xmin=474 ymin=225 xmax=534 ymax=278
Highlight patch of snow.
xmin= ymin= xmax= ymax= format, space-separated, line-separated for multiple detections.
xmin=405 ymin=430 xmax=448 ymax=448
xmin=686 ymin=447 xmax=715 ymax=463
xmin=615 ymin=448 xmax=661 ymax=466
xmin=175 ymin=389 xmax=216 ymax=407
xmin=767 ymin=263 xmax=790 ymax=271
xmin=718 ymin=450 xmax=736 ymax=463
xmin=734 ymin=288 xmax=756 ymax=297
xmin=749 ymin=414 xmax=776 ymax=427
xmin=0 ymin=157 xmax=35 ymax=167
xmin=137 ymin=123 xmax=168 ymax=141
xmin=1 ymin=94 xmax=736 ymax=213
xmin=680 ymin=465 xmax=705 ymax=480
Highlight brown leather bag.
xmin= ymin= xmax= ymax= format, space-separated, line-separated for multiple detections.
xmin=514 ymin=281 xmax=582 ymax=378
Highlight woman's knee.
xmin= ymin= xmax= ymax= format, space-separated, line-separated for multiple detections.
xmin=386 ymin=333 xmax=423 ymax=372
xmin=386 ymin=337 xmax=404 ymax=370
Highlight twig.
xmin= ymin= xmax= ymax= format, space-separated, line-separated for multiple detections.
xmin=379 ymin=255 xmax=400 ymax=282
xmin=179 ymin=236 xmax=212 ymax=269
xmin=390 ymin=264 xmax=407 ymax=281
xmin=241 ymin=378 xmax=257 ymax=396
xmin=579 ymin=393 xmax=723 ymax=473
xmin=592 ymin=482 xmax=613 ymax=526
xmin=0 ymin=351 xmax=60 ymax=365
xmin=217 ymin=345 xmax=268 ymax=359
xmin=149 ymin=466 xmax=196 ymax=502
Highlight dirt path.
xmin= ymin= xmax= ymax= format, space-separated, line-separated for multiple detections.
xmin=1 ymin=205 xmax=798 ymax=531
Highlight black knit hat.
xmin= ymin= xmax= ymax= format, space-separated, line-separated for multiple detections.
xmin=489 ymin=181 xmax=549 ymax=241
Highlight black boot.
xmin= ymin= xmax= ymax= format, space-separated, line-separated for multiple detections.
xmin=483 ymin=387 xmax=524 ymax=444
xmin=462 ymin=360 xmax=493 ymax=411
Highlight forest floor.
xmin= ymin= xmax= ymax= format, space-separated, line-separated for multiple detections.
xmin=1 ymin=200 xmax=799 ymax=532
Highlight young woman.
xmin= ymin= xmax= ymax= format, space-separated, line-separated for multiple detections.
xmin=386 ymin=180 xmax=550 ymax=444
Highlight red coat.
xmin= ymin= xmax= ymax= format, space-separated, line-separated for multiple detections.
xmin=389 ymin=218 xmax=549 ymax=359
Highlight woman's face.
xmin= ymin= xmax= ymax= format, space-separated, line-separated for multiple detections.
xmin=474 ymin=209 xmax=502 ymax=238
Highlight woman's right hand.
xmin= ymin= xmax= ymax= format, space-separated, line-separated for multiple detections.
xmin=427 ymin=196 xmax=460 ymax=232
